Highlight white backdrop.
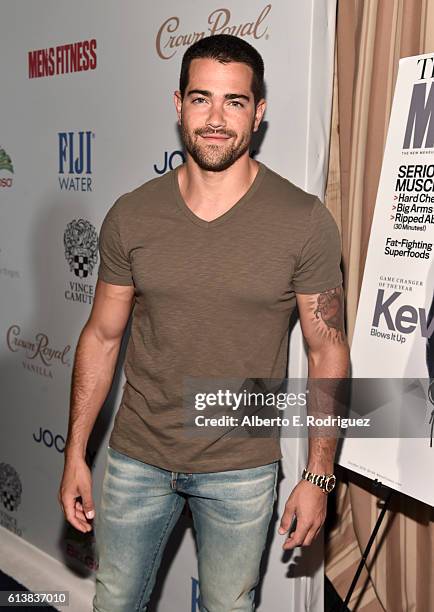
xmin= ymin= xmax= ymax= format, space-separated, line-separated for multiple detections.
xmin=0 ymin=1 xmax=336 ymax=609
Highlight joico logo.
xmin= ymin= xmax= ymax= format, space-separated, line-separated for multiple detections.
xmin=0 ymin=147 xmax=14 ymax=188
xmin=58 ymin=131 xmax=94 ymax=191
xmin=154 ymin=150 xmax=185 ymax=174
xmin=33 ymin=427 xmax=66 ymax=453
xmin=0 ymin=463 xmax=22 ymax=513
xmin=6 ymin=324 xmax=71 ymax=379
xmin=63 ymin=219 xmax=98 ymax=306
xmin=156 ymin=4 xmax=271 ymax=60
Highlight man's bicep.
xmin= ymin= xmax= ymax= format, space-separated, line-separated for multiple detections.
xmin=87 ymin=279 xmax=135 ymax=343
xmin=97 ymin=196 xmax=134 ymax=286
xmin=296 ymin=285 xmax=346 ymax=352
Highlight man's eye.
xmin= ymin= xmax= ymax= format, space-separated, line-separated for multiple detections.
xmin=229 ymin=100 xmax=244 ymax=108
xmin=192 ymin=97 xmax=207 ymax=104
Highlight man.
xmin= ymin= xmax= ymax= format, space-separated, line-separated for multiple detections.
xmin=59 ymin=34 xmax=349 ymax=612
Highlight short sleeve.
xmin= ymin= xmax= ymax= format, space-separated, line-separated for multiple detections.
xmin=97 ymin=198 xmax=134 ymax=286
xmin=292 ymin=198 xmax=343 ymax=294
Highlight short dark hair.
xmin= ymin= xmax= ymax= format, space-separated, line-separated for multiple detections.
xmin=179 ymin=34 xmax=265 ymax=105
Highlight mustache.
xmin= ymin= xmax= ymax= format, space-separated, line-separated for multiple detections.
xmin=194 ymin=128 xmax=237 ymax=138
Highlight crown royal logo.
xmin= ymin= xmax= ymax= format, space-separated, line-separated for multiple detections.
xmin=156 ymin=4 xmax=271 ymax=60
xmin=64 ymin=219 xmax=98 ymax=278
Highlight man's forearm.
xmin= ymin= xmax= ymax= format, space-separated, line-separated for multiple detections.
xmin=65 ymin=324 xmax=122 ymax=460
xmin=306 ymin=344 xmax=350 ymax=473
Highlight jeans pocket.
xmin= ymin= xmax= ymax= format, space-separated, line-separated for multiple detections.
xmin=107 ymin=445 xmax=133 ymax=462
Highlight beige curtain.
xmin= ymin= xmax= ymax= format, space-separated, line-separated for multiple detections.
xmin=324 ymin=1 xmax=434 ymax=610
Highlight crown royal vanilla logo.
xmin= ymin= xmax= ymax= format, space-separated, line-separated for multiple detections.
xmin=156 ymin=4 xmax=271 ymax=60
xmin=6 ymin=325 xmax=71 ymax=379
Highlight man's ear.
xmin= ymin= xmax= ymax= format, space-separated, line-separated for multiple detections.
xmin=174 ymin=90 xmax=183 ymax=125
xmin=253 ymin=99 xmax=266 ymax=132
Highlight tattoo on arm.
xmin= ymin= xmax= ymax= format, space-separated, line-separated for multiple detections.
xmin=312 ymin=287 xmax=345 ymax=343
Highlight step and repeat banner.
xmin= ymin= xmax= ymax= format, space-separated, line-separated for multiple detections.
xmin=0 ymin=1 xmax=336 ymax=609
xmin=340 ymin=53 xmax=434 ymax=507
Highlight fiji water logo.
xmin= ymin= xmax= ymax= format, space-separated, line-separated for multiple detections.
xmin=0 ymin=147 xmax=14 ymax=188
xmin=58 ymin=131 xmax=94 ymax=191
xmin=64 ymin=219 xmax=98 ymax=279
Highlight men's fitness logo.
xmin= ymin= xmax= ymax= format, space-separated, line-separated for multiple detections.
xmin=28 ymin=39 xmax=97 ymax=79
xmin=0 ymin=463 xmax=22 ymax=513
xmin=63 ymin=219 xmax=98 ymax=305
xmin=0 ymin=147 xmax=14 ymax=188
xmin=156 ymin=4 xmax=271 ymax=60
xmin=403 ymin=57 xmax=434 ymax=150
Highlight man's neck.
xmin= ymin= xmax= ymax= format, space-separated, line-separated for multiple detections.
xmin=177 ymin=154 xmax=260 ymax=217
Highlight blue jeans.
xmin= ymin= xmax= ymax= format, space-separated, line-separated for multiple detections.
xmin=93 ymin=446 xmax=278 ymax=612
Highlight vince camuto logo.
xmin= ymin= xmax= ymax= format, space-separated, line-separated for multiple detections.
xmin=6 ymin=325 xmax=71 ymax=375
xmin=156 ymin=4 xmax=271 ymax=60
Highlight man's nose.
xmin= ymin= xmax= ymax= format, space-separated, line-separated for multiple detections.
xmin=206 ymin=103 xmax=226 ymax=129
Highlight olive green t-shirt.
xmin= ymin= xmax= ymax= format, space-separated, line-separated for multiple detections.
xmin=97 ymin=162 xmax=342 ymax=472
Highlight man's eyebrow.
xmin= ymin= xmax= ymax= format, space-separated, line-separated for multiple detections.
xmin=187 ymin=89 xmax=212 ymax=97
xmin=225 ymin=93 xmax=250 ymax=102
xmin=186 ymin=89 xmax=250 ymax=102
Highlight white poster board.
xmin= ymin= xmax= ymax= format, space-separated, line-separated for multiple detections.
xmin=339 ymin=53 xmax=434 ymax=507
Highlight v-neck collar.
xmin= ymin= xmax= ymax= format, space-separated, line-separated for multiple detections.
xmin=172 ymin=162 xmax=267 ymax=228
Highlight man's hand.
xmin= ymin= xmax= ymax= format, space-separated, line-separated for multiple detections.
xmin=58 ymin=456 xmax=95 ymax=533
xmin=278 ymin=479 xmax=327 ymax=549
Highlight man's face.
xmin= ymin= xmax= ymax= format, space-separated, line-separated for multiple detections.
xmin=175 ymin=58 xmax=266 ymax=172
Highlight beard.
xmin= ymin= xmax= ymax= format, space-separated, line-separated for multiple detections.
xmin=180 ymin=118 xmax=254 ymax=172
